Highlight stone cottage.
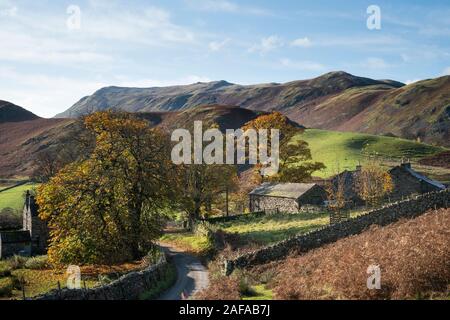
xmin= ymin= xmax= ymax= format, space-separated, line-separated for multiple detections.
xmin=330 ymin=165 xmax=365 ymax=206
xmin=0 ymin=191 xmax=49 ymax=259
xmin=389 ymin=163 xmax=446 ymax=199
xmin=249 ymin=183 xmax=327 ymax=213
xmin=330 ymin=163 xmax=447 ymax=207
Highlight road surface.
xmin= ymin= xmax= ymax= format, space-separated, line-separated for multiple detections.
xmin=159 ymin=245 xmax=209 ymax=300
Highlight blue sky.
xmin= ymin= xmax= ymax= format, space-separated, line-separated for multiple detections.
xmin=1 ymin=0 xmax=450 ymax=117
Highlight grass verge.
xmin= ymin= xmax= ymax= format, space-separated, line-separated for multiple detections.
xmin=139 ymin=263 xmax=177 ymax=300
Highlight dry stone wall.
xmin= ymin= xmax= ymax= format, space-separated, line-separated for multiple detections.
xmin=33 ymin=254 xmax=169 ymax=300
xmin=223 ymin=189 xmax=450 ymax=275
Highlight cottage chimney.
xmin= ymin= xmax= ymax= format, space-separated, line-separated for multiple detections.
xmin=25 ymin=190 xmax=30 ymax=209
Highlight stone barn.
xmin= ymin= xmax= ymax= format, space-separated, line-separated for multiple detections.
xmin=249 ymin=183 xmax=327 ymax=213
xmin=23 ymin=191 xmax=49 ymax=254
xmin=0 ymin=191 xmax=49 ymax=259
xmin=330 ymin=165 xmax=365 ymax=206
xmin=389 ymin=163 xmax=446 ymax=199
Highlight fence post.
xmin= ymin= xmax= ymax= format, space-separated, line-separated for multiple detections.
xmin=21 ymin=276 xmax=26 ymax=300
xmin=57 ymin=281 xmax=62 ymax=300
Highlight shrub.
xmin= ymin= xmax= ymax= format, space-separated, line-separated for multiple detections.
xmin=142 ymin=247 xmax=164 ymax=266
xmin=0 ymin=261 xmax=12 ymax=277
xmin=8 ymin=255 xmax=29 ymax=270
xmin=195 ymin=275 xmax=241 ymax=300
xmin=238 ymin=275 xmax=255 ymax=296
xmin=24 ymin=256 xmax=49 ymax=270
xmin=0 ymin=277 xmax=14 ymax=297
xmin=0 ymin=208 xmax=21 ymax=230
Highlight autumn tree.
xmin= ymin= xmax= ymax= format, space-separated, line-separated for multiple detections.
xmin=242 ymin=112 xmax=325 ymax=182
xmin=171 ymin=121 xmax=239 ymax=229
xmin=37 ymin=111 xmax=176 ymax=265
xmin=326 ymin=165 xmax=350 ymax=224
xmin=355 ymin=161 xmax=394 ymax=207
xmin=176 ymin=163 xmax=238 ymax=229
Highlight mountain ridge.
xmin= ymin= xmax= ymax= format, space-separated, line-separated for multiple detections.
xmin=56 ymin=71 xmax=450 ymax=147
xmin=0 ymin=100 xmax=40 ymax=123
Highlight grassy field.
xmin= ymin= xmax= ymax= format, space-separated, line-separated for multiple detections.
xmin=215 ymin=212 xmax=330 ymax=246
xmin=160 ymin=232 xmax=213 ymax=256
xmin=0 ymin=183 xmax=39 ymax=212
xmin=299 ymin=129 xmax=446 ymax=178
xmin=242 ymin=285 xmax=273 ymax=300
xmin=0 ymin=254 xmax=153 ymax=300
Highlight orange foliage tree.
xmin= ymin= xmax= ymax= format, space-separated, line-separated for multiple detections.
xmin=355 ymin=161 xmax=394 ymax=207
xmin=37 ymin=111 xmax=176 ymax=265
xmin=242 ymin=112 xmax=325 ymax=183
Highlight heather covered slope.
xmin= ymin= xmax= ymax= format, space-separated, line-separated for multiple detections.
xmin=140 ymin=104 xmax=266 ymax=132
xmin=57 ymin=71 xmax=450 ymax=146
xmin=272 ymin=208 xmax=450 ymax=300
xmin=0 ymin=100 xmax=40 ymax=123
xmin=0 ymin=105 xmax=261 ymax=178
xmin=297 ymin=76 xmax=450 ymax=147
xmin=1 ymin=104 xmax=447 ymax=179
xmin=0 ymin=118 xmax=75 ymax=177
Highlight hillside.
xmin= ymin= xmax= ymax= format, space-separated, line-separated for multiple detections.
xmin=272 ymin=208 xmax=450 ymax=300
xmin=57 ymin=72 xmax=450 ymax=147
xmin=0 ymin=100 xmax=40 ymax=123
xmin=1 ymin=104 xmax=447 ymax=179
xmin=0 ymin=117 xmax=75 ymax=178
xmin=0 ymin=105 xmax=262 ymax=178
xmin=300 ymin=129 xmax=446 ymax=178
xmin=139 ymin=104 xmax=265 ymax=132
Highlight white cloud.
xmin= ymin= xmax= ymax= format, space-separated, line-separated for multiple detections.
xmin=0 ymin=67 xmax=212 ymax=117
xmin=0 ymin=5 xmax=17 ymax=17
xmin=209 ymin=38 xmax=231 ymax=52
xmin=364 ymin=57 xmax=390 ymax=69
xmin=400 ymin=54 xmax=411 ymax=62
xmin=83 ymin=7 xmax=196 ymax=45
xmin=249 ymin=36 xmax=283 ymax=54
xmin=0 ymin=67 xmax=106 ymax=118
xmin=190 ymin=0 xmax=238 ymax=12
xmin=0 ymin=0 xmax=17 ymax=17
xmin=290 ymin=37 xmax=312 ymax=48
xmin=186 ymin=0 xmax=270 ymax=15
xmin=280 ymin=58 xmax=325 ymax=71
xmin=405 ymin=79 xmax=421 ymax=85
xmin=0 ymin=29 xmax=113 ymax=64
xmin=443 ymin=67 xmax=450 ymax=76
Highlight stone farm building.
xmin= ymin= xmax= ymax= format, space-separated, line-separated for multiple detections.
xmin=330 ymin=163 xmax=447 ymax=207
xmin=249 ymin=183 xmax=327 ymax=214
xmin=0 ymin=191 xmax=49 ymax=259
xmin=389 ymin=163 xmax=446 ymax=199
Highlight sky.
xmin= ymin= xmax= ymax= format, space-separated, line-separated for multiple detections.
xmin=0 ymin=0 xmax=450 ymax=117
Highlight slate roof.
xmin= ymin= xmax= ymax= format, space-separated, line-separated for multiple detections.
xmin=249 ymin=183 xmax=318 ymax=199
xmin=403 ymin=166 xmax=446 ymax=190
xmin=390 ymin=164 xmax=446 ymax=190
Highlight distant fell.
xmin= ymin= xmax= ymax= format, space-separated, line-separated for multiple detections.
xmin=0 ymin=101 xmax=40 ymax=123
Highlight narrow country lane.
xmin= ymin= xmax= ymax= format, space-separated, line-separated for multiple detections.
xmin=159 ymin=245 xmax=209 ymax=300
